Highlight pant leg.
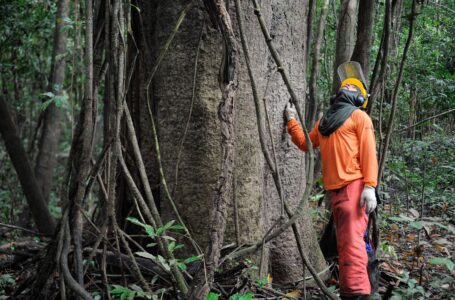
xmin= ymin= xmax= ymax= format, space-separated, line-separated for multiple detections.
xmin=331 ymin=179 xmax=371 ymax=296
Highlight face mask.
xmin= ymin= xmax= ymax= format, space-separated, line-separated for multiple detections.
xmin=331 ymin=89 xmax=365 ymax=107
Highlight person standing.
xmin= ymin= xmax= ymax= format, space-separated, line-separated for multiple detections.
xmin=285 ymin=63 xmax=378 ymax=300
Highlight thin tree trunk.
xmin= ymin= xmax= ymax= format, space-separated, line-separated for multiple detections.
xmin=308 ymin=0 xmax=330 ymax=128
xmin=64 ymin=0 xmax=95 ymax=292
xmin=367 ymin=0 xmax=400 ymax=114
xmin=0 ymin=96 xmax=56 ymax=235
xmin=407 ymin=84 xmax=417 ymax=139
xmin=34 ymin=0 xmax=71 ymax=202
xmin=367 ymin=1 xmax=391 ymax=114
xmin=306 ymin=0 xmax=316 ymax=61
xmin=378 ymin=0 xmax=419 ymax=184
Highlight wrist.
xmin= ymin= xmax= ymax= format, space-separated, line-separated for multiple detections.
xmin=287 ymin=117 xmax=296 ymax=123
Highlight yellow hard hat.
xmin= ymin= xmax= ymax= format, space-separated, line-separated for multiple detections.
xmin=340 ymin=78 xmax=368 ymax=108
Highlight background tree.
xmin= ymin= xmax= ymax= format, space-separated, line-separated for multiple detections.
xmin=34 ymin=0 xmax=71 ymax=204
xmin=331 ymin=0 xmax=358 ymax=93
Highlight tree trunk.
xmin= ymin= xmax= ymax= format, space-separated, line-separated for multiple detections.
xmin=130 ymin=0 xmax=326 ymax=285
xmin=307 ymin=0 xmax=330 ymax=128
xmin=351 ymin=0 xmax=376 ymax=82
xmin=331 ymin=0 xmax=358 ymax=94
xmin=262 ymin=0 xmax=326 ymax=283
xmin=0 ymin=96 xmax=56 ymax=235
xmin=34 ymin=0 xmax=71 ymax=202
xmin=65 ymin=0 xmax=95 ymax=289
xmin=407 ymin=84 xmax=417 ymax=139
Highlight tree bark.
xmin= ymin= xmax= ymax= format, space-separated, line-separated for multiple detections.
xmin=129 ymin=0 xmax=326 ymax=286
xmin=378 ymin=0 xmax=419 ymax=184
xmin=307 ymin=0 xmax=330 ymax=128
xmin=186 ymin=0 xmax=239 ymax=297
xmin=64 ymin=0 xmax=95 ymax=290
xmin=0 ymin=96 xmax=56 ymax=235
xmin=407 ymin=84 xmax=417 ymax=139
xmin=34 ymin=0 xmax=71 ymax=202
xmin=351 ymin=0 xmax=376 ymax=82
xmin=367 ymin=0 xmax=404 ymax=114
xmin=331 ymin=0 xmax=358 ymax=94
xmin=367 ymin=0 xmax=392 ymax=114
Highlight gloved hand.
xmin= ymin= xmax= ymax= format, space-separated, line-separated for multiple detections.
xmin=285 ymin=102 xmax=297 ymax=121
xmin=360 ymin=185 xmax=377 ymax=214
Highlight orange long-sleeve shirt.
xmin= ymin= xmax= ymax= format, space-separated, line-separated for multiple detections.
xmin=288 ymin=109 xmax=378 ymax=190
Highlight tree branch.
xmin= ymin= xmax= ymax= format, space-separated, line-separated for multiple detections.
xmin=395 ymin=107 xmax=455 ymax=133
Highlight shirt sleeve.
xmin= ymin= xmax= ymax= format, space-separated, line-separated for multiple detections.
xmin=287 ymin=118 xmax=320 ymax=151
xmin=354 ymin=111 xmax=378 ymax=187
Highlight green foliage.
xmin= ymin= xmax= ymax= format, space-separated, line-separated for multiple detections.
xmin=386 ymin=213 xmax=455 ymax=235
xmin=378 ymin=242 xmax=398 ymax=260
xmin=0 ymin=274 xmax=15 ymax=289
xmin=228 ymin=292 xmax=254 ymax=300
xmin=390 ymin=272 xmax=425 ymax=300
xmin=255 ymin=276 xmax=268 ymax=288
xmin=0 ymin=0 xmax=78 ymax=226
xmin=428 ymin=273 xmax=454 ymax=294
xmin=206 ymin=292 xmax=219 ymax=300
xmin=40 ymin=90 xmax=69 ymax=111
xmin=127 ymin=218 xmax=202 ymax=272
xmin=429 ymin=257 xmax=454 ymax=272
xmin=0 ymin=274 xmax=16 ymax=299
xmin=386 ymin=132 xmax=455 ymax=222
xmin=0 ymin=150 xmax=27 ymax=224
xmin=109 ymin=284 xmax=165 ymax=300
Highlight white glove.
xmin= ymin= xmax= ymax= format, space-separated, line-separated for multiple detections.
xmin=360 ymin=186 xmax=377 ymax=214
xmin=285 ymin=102 xmax=297 ymax=121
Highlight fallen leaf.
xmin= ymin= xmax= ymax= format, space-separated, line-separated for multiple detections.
xmin=433 ymin=245 xmax=451 ymax=256
xmin=402 ymin=251 xmax=415 ymax=257
xmin=381 ymin=261 xmax=403 ymax=275
xmin=408 ymin=208 xmax=420 ymax=219
xmin=432 ymin=238 xmax=451 ymax=246
xmin=281 ymin=290 xmax=300 ymax=300
xmin=406 ymin=234 xmax=416 ymax=241
xmin=423 ymin=224 xmax=432 ymax=236
xmin=267 ymin=273 xmax=273 ymax=288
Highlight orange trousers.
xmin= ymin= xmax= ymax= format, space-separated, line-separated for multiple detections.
xmin=331 ymin=179 xmax=371 ymax=296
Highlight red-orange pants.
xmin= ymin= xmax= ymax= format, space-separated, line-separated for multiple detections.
xmin=331 ymin=179 xmax=371 ymax=296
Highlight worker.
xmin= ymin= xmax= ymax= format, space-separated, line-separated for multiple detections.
xmin=285 ymin=62 xmax=378 ymax=300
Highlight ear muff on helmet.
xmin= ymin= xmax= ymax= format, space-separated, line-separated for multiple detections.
xmin=331 ymin=90 xmax=365 ymax=107
xmin=355 ymin=94 xmax=365 ymax=107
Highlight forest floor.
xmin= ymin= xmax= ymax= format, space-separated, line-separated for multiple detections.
xmin=307 ymin=201 xmax=455 ymax=300
xmin=372 ymin=203 xmax=455 ymax=300
xmin=0 ymin=201 xmax=454 ymax=299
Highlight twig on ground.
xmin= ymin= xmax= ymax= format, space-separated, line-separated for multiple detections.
xmin=0 ymin=223 xmax=44 ymax=236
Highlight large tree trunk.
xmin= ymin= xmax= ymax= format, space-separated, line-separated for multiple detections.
xmin=0 ymin=96 xmax=56 ymax=235
xmin=34 ymin=0 xmax=71 ymax=202
xmin=129 ymin=0 xmax=326 ymax=284
xmin=263 ymin=0 xmax=326 ymax=283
